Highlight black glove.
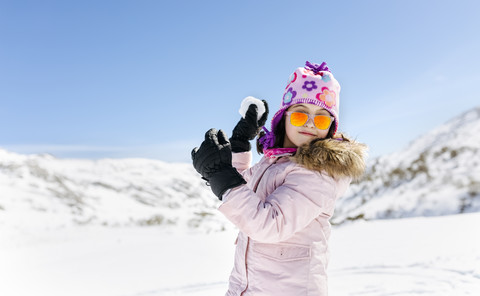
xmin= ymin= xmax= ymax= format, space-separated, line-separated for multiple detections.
xmin=230 ymin=100 xmax=269 ymax=152
xmin=191 ymin=128 xmax=247 ymax=200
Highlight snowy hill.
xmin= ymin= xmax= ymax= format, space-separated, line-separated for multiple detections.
xmin=332 ymin=107 xmax=480 ymax=224
xmin=2 ymin=107 xmax=480 ymax=233
xmin=0 ymin=149 xmax=229 ymax=233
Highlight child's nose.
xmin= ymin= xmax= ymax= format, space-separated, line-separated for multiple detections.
xmin=304 ymin=116 xmax=316 ymax=128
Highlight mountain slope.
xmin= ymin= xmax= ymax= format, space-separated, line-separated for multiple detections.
xmin=2 ymin=108 xmax=480 ymax=232
xmin=0 ymin=149 xmax=228 ymax=232
xmin=332 ymin=107 xmax=480 ymax=224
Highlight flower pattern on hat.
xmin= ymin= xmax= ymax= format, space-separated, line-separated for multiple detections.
xmin=283 ymin=87 xmax=297 ymax=105
xmin=321 ymin=74 xmax=331 ymax=82
xmin=316 ymin=87 xmax=336 ymax=107
xmin=285 ymin=72 xmax=297 ymax=89
xmin=302 ymin=81 xmax=318 ymax=91
xmin=301 ymin=68 xmax=315 ymax=77
xmin=289 ymin=72 xmax=297 ymax=83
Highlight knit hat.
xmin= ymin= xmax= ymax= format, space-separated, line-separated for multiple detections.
xmin=259 ymin=61 xmax=341 ymax=149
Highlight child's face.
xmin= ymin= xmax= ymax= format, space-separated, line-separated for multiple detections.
xmin=283 ymin=103 xmax=331 ymax=148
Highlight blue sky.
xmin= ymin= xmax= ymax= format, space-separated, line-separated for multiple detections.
xmin=1 ymin=0 xmax=479 ymax=163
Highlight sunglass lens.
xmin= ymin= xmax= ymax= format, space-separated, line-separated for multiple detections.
xmin=290 ymin=112 xmax=308 ymax=127
xmin=314 ymin=115 xmax=332 ymax=130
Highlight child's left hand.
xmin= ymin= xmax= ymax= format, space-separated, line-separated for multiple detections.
xmin=230 ymin=100 xmax=269 ymax=152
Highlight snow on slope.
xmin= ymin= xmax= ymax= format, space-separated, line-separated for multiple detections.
xmin=1 ymin=212 xmax=479 ymax=296
xmin=2 ymin=107 xmax=480 ymax=233
xmin=333 ymin=107 xmax=480 ymax=224
xmin=0 ymin=149 xmax=230 ymax=233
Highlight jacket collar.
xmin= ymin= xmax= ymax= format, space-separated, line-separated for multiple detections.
xmin=291 ymin=133 xmax=368 ymax=180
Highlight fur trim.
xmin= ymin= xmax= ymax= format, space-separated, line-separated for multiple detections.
xmin=292 ymin=133 xmax=368 ymax=180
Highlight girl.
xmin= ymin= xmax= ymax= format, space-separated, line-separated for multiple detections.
xmin=192 ymin=61 xmax=367 ymax=296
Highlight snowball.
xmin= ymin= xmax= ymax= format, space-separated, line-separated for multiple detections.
xmin=238 ymin=96 xmax=266 ymax=120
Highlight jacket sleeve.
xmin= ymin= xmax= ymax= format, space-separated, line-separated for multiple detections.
xmin=218 ymin=165 xmax=346 ymax=243
xmin=231 ymin=151 xmax=254 ymax=182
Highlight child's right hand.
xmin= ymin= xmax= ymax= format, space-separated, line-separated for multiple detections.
xmin=230 ymin=100 xmax=269 ymax=153
xmin=191 ymin=128 xmax=246 ymax=199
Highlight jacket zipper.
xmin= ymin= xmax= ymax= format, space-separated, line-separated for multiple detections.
xmin=241 ymin=157 xmax=282 ymax=295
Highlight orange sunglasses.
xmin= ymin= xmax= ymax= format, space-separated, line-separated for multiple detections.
xmin=285 ymin=111 xmax=334 ymax=130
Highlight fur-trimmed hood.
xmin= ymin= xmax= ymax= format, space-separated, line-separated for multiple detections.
xmin=292 ymin=133 xmax=368 ymax=181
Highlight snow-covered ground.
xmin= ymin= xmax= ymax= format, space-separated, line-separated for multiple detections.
xmin=1 ymin=212 xmax=479 ymax=296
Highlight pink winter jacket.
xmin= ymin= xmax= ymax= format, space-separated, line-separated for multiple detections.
xmin=219 ymin=136 xmax=367 ymax=296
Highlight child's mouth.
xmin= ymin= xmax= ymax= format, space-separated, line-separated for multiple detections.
xmin=299 ymin=131 xmax=316 ymax=137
